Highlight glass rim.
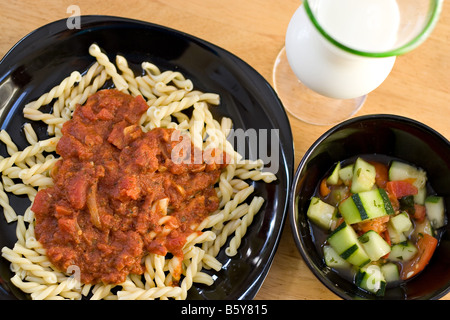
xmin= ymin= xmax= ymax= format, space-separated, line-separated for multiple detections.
xmin=304 ymin=0 xmax=444 ymax=57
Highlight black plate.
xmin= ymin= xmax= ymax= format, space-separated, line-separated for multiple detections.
xmin=0 ymin=16 xmax=294 ymax=300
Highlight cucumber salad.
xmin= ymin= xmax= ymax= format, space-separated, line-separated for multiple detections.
xmin=307 ymin=157 xmax=447 ymax=296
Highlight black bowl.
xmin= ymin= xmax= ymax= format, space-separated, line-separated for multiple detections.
xmin=290 ymin=114 xmax=450 ymax=300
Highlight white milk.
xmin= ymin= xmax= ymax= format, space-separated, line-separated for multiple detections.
xmin=285 ymin=0 xmax=400 ymax=99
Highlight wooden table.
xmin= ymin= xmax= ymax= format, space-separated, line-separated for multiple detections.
xmin=1 ymin=0 xmax=449 ymax=300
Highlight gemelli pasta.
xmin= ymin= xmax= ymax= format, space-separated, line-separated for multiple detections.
xmin=0 ymin=43 xmax=276 ymax=300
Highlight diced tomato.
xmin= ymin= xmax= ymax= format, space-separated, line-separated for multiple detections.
xmin=354 ymin=215 xmax=390 ymax=236
xmin=400 ymin=233 xmax=438 ymax=280
xmin=31 ymin=189 xmax=52 ymax=216
xmin=370 ymin=161 xmax=389 ymax=189
xmin=146 ymin=238 xmax=168 ymax=256
xmin=320 ymin=178 xmax=331 ymax=197
xmin=66 ymin=174 xmax=89 ymax=210
xmin=382 ymin=229 xmax=391 ymax=246
xmin=412 ymin=204 xmax=427 ymax=222
xmin=118 ymin=175 xmax=141 ymax=200
xmin=58 ymin=218 xmax=78 ymax=234
xmin=386 ymin=180 xmax=418 ymax=199
xmin=386 ymin=189 xmax=400 ymax=211
xmin=55 ymin=204 xmax=72 ymax=217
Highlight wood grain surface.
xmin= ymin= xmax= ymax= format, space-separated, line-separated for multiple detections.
xmin=0 ymin=0 xmax=449 ymax=300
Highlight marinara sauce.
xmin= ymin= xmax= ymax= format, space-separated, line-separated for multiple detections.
xmin=32 ymin=89 xmax=227 ymax=285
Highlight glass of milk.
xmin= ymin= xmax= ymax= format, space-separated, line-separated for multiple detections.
xmin=273 ymin=0 xmax=443 ymax=125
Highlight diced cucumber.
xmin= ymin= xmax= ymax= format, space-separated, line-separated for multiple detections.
xmin=339 ymin=164 xmax=354 ymax=184
xmin=351 ymin=158 xmax=376 ymax=193
xmin=358 ymin=230 xmax=391 ymax=261
xmin=389 ymin=241 xmax=418 ymax=262
xmin=338 ymin=189 xmax=389 ymax=224
xmin=387 ymin=223 xmax=406 ymax=244
xmin=307 ymin=197 xmax=337 ymax=230
xmin=338 ymin=195 xmax=362 ymax=224
xmin=323 ymin=245 xmax=351 ymax=269
xmin=412 ymin=217 xmax=434 ymax=238
xmin=414 ymin=187 xmax=427 ymax=205
xmin=358 ymin=189 xmax=390 ymax=219
xmin=328 ymin=186 xmax=350 ymax=206
xmin=379 ymin=188 xmax=395 ymax=215
xmin=381 ymin=263 xmax=400 ymax=283
xmin=327 ymin=162 xmax=341 ymax=185
xmin=389 ymin=212 xmax=413 ymax=234
xmin=388 ymin=161 xmax=427 ymax=189
xmin=355 ymin=264 xmax=386 ymax=296
xmin=425 ymin=196 xmax=447 ymax=229
xmin=327 ymin=222 xmax=371 ymax=267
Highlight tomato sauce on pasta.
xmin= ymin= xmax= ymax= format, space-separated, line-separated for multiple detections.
xmin=31 ymin=89 xmax=227 ymax=284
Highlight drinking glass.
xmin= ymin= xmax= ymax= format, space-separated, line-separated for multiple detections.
xmin=273 ymin=0 xmax=443 ymax=125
